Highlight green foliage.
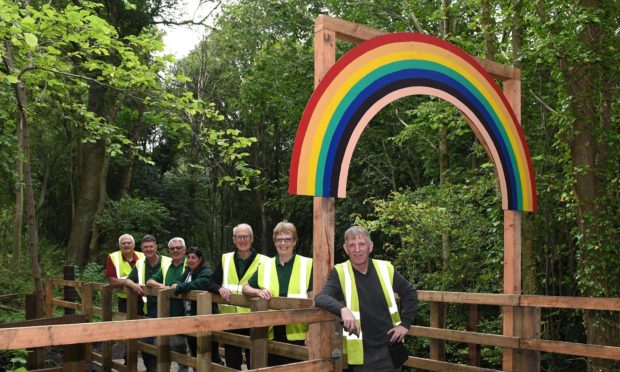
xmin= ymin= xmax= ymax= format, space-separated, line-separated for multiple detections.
xmin=0 ymin=348 xmax=28 ymax=372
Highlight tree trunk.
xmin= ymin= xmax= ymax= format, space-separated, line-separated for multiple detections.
xmin=88 ymin=151 xmax=111 ymax=259
xmin=66 ymin=83 xmax=112 ymax=266
xmin=13 ymin=105 xmax=24 ymax=267
xmin=3 ymin=46 xmax=44 ymax=315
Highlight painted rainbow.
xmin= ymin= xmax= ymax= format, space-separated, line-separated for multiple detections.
xmin=289 ymin=33 xmax=537 ymax=212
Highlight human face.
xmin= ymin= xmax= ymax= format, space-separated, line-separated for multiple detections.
xmin=274 ymin=233 xmax=295 ymax=261
xmin=343 ymin=234 xmax=373 ymax=270
xmin=141 ymin=241 xmax=157 ymax=259
xmin=233 ymin=227 xmax=253 ymax=254
xmin=169 ymin=242 xmax=186 ymax=263
xmin=186 ymin=253 xmax=202 ymax=271
xmin=119 ymin=236 xmax=135 ymax=256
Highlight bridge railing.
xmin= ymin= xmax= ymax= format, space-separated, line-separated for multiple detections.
xmin=2 ymin=278 xmax=619 ymax=371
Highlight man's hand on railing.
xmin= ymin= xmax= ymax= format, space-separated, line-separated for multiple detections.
xmin=125 ymin=279 xmax=144 ymax=296
xmin=219 ymin=287 xmax=231 ymax=303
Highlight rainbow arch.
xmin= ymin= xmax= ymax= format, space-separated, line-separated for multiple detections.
xmin=289 ymin=33 xmax=537 ymax=212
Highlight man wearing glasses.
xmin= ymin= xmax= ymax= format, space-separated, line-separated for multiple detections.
xmin=206 ymin=223 xmax=268 ymax=369
xmin=146 ymin=237 xmax=189 ymax=372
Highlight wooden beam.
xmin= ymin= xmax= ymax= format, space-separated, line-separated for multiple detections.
xmin=520 ymin=295 xmax=620 ymax=311
xmin=250 ymin=298 xmax=269 ymax=368
xmin=521 ymin=339 xmax=620 ymax=361
xmin=502 ymin=210 xmax=521 ymax=371
xmin=419 ymin=291 xmax=519 ymax=306
xmin=251 ymin=358 xmax=332 ymax=372
xmin=409 ymin=326 xmax=520 ymax=349
xmin=406 ymin=356 xmax=501 ymax=371
xmin=429 ymin=302 xmax=446 ymax=361
xmin=315 ymin=15 xmax=384 ymax=44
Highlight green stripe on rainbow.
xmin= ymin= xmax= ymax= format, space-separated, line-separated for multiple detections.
xmin=289 ymin=33 xmax=536 ymax=212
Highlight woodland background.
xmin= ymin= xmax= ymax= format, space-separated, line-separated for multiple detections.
xmin=1 ymin=0 xmax=618 ymax=370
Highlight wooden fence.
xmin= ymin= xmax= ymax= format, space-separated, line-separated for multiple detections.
xmin=1 ymin=278 xmax=619 ymax=371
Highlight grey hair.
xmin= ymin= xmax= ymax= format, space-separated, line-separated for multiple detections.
xmin=168 ymin=237 xmax=186 ymax=248
xmin=233 ymin=223 xmax=253 ymax=238
xmin=343 ymin=226 xmax=372 ymax=245
xmin=118 ymin=233 xmax=135 ymax=246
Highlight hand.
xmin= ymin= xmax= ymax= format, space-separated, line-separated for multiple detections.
xmin=219 ymin=287 xmax=231 ymax=303
xmin=126 ymin=281 xmax=144 ymax=296
xmin=170 ymin=283 xmax=177 ymax=289
xmin=387 ymin=325 xmax=409 ymax=344
xmin=256 ymin=288 xmax=272 ymax=300
xmin=340 ymin=307 xmax=360 ymax=337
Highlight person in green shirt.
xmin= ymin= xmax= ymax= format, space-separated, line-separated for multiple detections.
xmin=125 ymin=234 xmax=169 ymax=372
xmin=242 ymin=221 xmax=313 ymax=366
xmin=146 ymin=237 xmax=188 ymax=372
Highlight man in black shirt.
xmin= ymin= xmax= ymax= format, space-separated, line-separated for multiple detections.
xmin=315 ymin=226 xmax=418 ymax=371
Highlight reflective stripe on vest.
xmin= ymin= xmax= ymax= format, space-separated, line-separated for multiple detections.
xmin=135 ymin=255 xmax=172 ymax=311
xmin=221 ymin=252 xmax=268 ymax=313
xmin=110 ymin=251 xmax=145 ymax=298
xmin=335 ymin=259 xmax=401 ymax=365
xmin=257 ymin=255 xmax=313 ymax=340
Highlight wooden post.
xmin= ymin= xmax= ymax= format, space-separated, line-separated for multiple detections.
xmin=44 ymin=278 xmax=53 ymax=317
xmin=519 ymin=306 xmax=541 ymax=371
xmin=429 ymin=302 xmax=446 ymax=361
xmin=63 ymin=265 xmax=76 ymax=315
xmin=467 ymin=304 xmax=481 ymax=366
xmin=101 ymin=285 xmax=113 ymax=372
xmin=25 ymin=293 xmax=44 ymax=369
xmin=82 ymin=283 xmax=94 ymax=366
xmin=156 ymin=288 xmax=171 ymax=372
xmin=196 ymin=291 xmax=213 ymax=372
xmin=502 ymin=210 xmax=521 ymax=371
xmin=250 ymin=297 xmax=269 ymax=368
xmin=126 ymin=289 xmax=138 ymax=372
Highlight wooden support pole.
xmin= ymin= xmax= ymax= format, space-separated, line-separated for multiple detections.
xmin=502 ymin=210 xmax=521 ymax=371
xmin=45 ymin=278 xmax=53 ymax=317
xmin=101 ymin=285 xmax=113 ymax=372
xmin=63 ymin=265 xmax=76 ymax=315
xmin=467 ymin=304 xmax=481 ymax=366
xmin=196 ymin=291 xmax=213 ymax=372
xmin=82 ymin=283 xmax=94 ymax=366
xmin=430 ymin=302 xmax=446 ymax=361
xmin=126 ymin=289 xmax=138 ymax=372
xmin=156 ymin=288 xmax=171 ymax=372
xmin=250 ymin=297 xmax=269 ymax=368
xmin=25 ymin=293 xmax=44 ymax=369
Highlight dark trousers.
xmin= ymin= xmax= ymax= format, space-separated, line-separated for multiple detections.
xmin=224 ymin=328 xmax=251 ymax=369
xmin=268 ymin=326 xmax=304 ymax=366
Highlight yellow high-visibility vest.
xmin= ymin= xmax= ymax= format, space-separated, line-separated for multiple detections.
xmin=257 ymin=255 xmax=312 ymax=340
xmin=109 ymin=250 xmax=145 ymax=299
xmin=335 ymin=259 xmax=401 ymax=365
xmin=135 ymin=255 xmax=172 ymax=310
xmin=220 ymin=252 xmax=268 ymax=313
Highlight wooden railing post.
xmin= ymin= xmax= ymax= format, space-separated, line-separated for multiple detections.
xmin=82 ymin=283 xmax=94 ymax=366
xmin=101 ymin=284 xmax=113 ymax=372
xmin=467 ymin=304 xmax=481 ymax=366
xmin=250 ymin=297 xmax=268 ymax=368
xmin=44 ymin=279 xmax=53 ymax=317
xmin=63 ymin=265 xmax=76 ymax=315
xmin=156 ymin=288 xmax=172 ymax=372
xmin=196 ymin=291 xmax=213 ymax=372
xmin=126 ymin=288 xmax=139 ymax=372
xmin=430 ymin=302 xmax=446 ymax=361
xmin=25 ymin=293 xmax=44 ymax=369
xmin=516 ymin=306 xmax=540 ymax=371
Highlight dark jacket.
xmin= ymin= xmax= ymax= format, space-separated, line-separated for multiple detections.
xmin=174 ymin=265 xmax=219 ymax=316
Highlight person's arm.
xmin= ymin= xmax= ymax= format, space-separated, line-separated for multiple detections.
xmin=386 ymin=269 xmax=418 ymax=343
xmin=175 ymin=267 xmax=213 ymax=294
xmin=205 ymin=263 xmax=224 ymax=294
xmin=125 ymin=266 xmax=145 ymax=295
xmin=105 ymin=256 xmax=127 ymax=288
xmin=314 ymin=269 xmax=360 ymax=336
xmin=146 ymin=268 xmax=166 ymax=289
xmin=242 ymin=272 xmax=272 ymax=299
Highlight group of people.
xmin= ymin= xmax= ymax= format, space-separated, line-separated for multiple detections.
xmin=106 ymin=222 xmax=418 ymax=371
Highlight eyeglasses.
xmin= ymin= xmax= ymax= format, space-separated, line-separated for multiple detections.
xmin=275 ymin=237 xmax=293 ymax=244
xmin=234 ymin=235 xmax=251 ymax=241
xmin=169 ymin=246 xmax=184 ymax=251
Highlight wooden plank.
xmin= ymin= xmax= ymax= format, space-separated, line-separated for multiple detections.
xmin=267 ymin=339 xmax=308 ymax=360
xmin=196 ymin=291 xmax=213 ymax=372
xmin=430 ymin=302 xmax=446 ymax=361
xmin=418 ymin=291 xmax=519 ymax=306
xmin=252 ymin=358 xmax=332 ymax=372
xmin=406 ymin=356 xmax=501 ymax=371
xmin=156 ymin=288 xmax=171 ymax=372
xmin=126 ymin=290 xmax=139 ymax=372
xmin=521 ymin=339 xmax=620 ymax=360
xmin=468 ymin=304 xmax=481 ymax=366
xmin=101 ymin=285 xmax=113 ymax=372
xmin=314 ymin=22 xmax=337 ymax=87
xmin=81 ymin=283 xmax=93 ymax=365
xmin=250 ymin=298 xmax=269 ymax=368
xmin=45 ymin=280 xmax=54 ymax=317
xmin=315 ymin=15 xmax=384 ymax=44
xmin=473 ymin=57 xmax=520 ymax=81
xmin=409 ymin=326 xmax=520 ymax=349
xmin=51 ymin=299 xmax=81 ymax=310
xmin=520 ymin=295 xmax=620 ymax=311
xmin=212 ymin=331 xmax=249 ymax=348
xmin=0 ymin=314 xmax=88 ymax=328
xmin=502 ymin=210 xmax=521 ymax=372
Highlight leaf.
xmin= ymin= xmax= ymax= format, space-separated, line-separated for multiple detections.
xmin=24 ymin=32 xmax=38 ymax=48
xmin=6 ymin=74 xmax=19 ymax=84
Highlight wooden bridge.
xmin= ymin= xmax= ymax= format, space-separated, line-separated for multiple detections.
xmin=0 ymin=277 xmax=618 ymax=371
